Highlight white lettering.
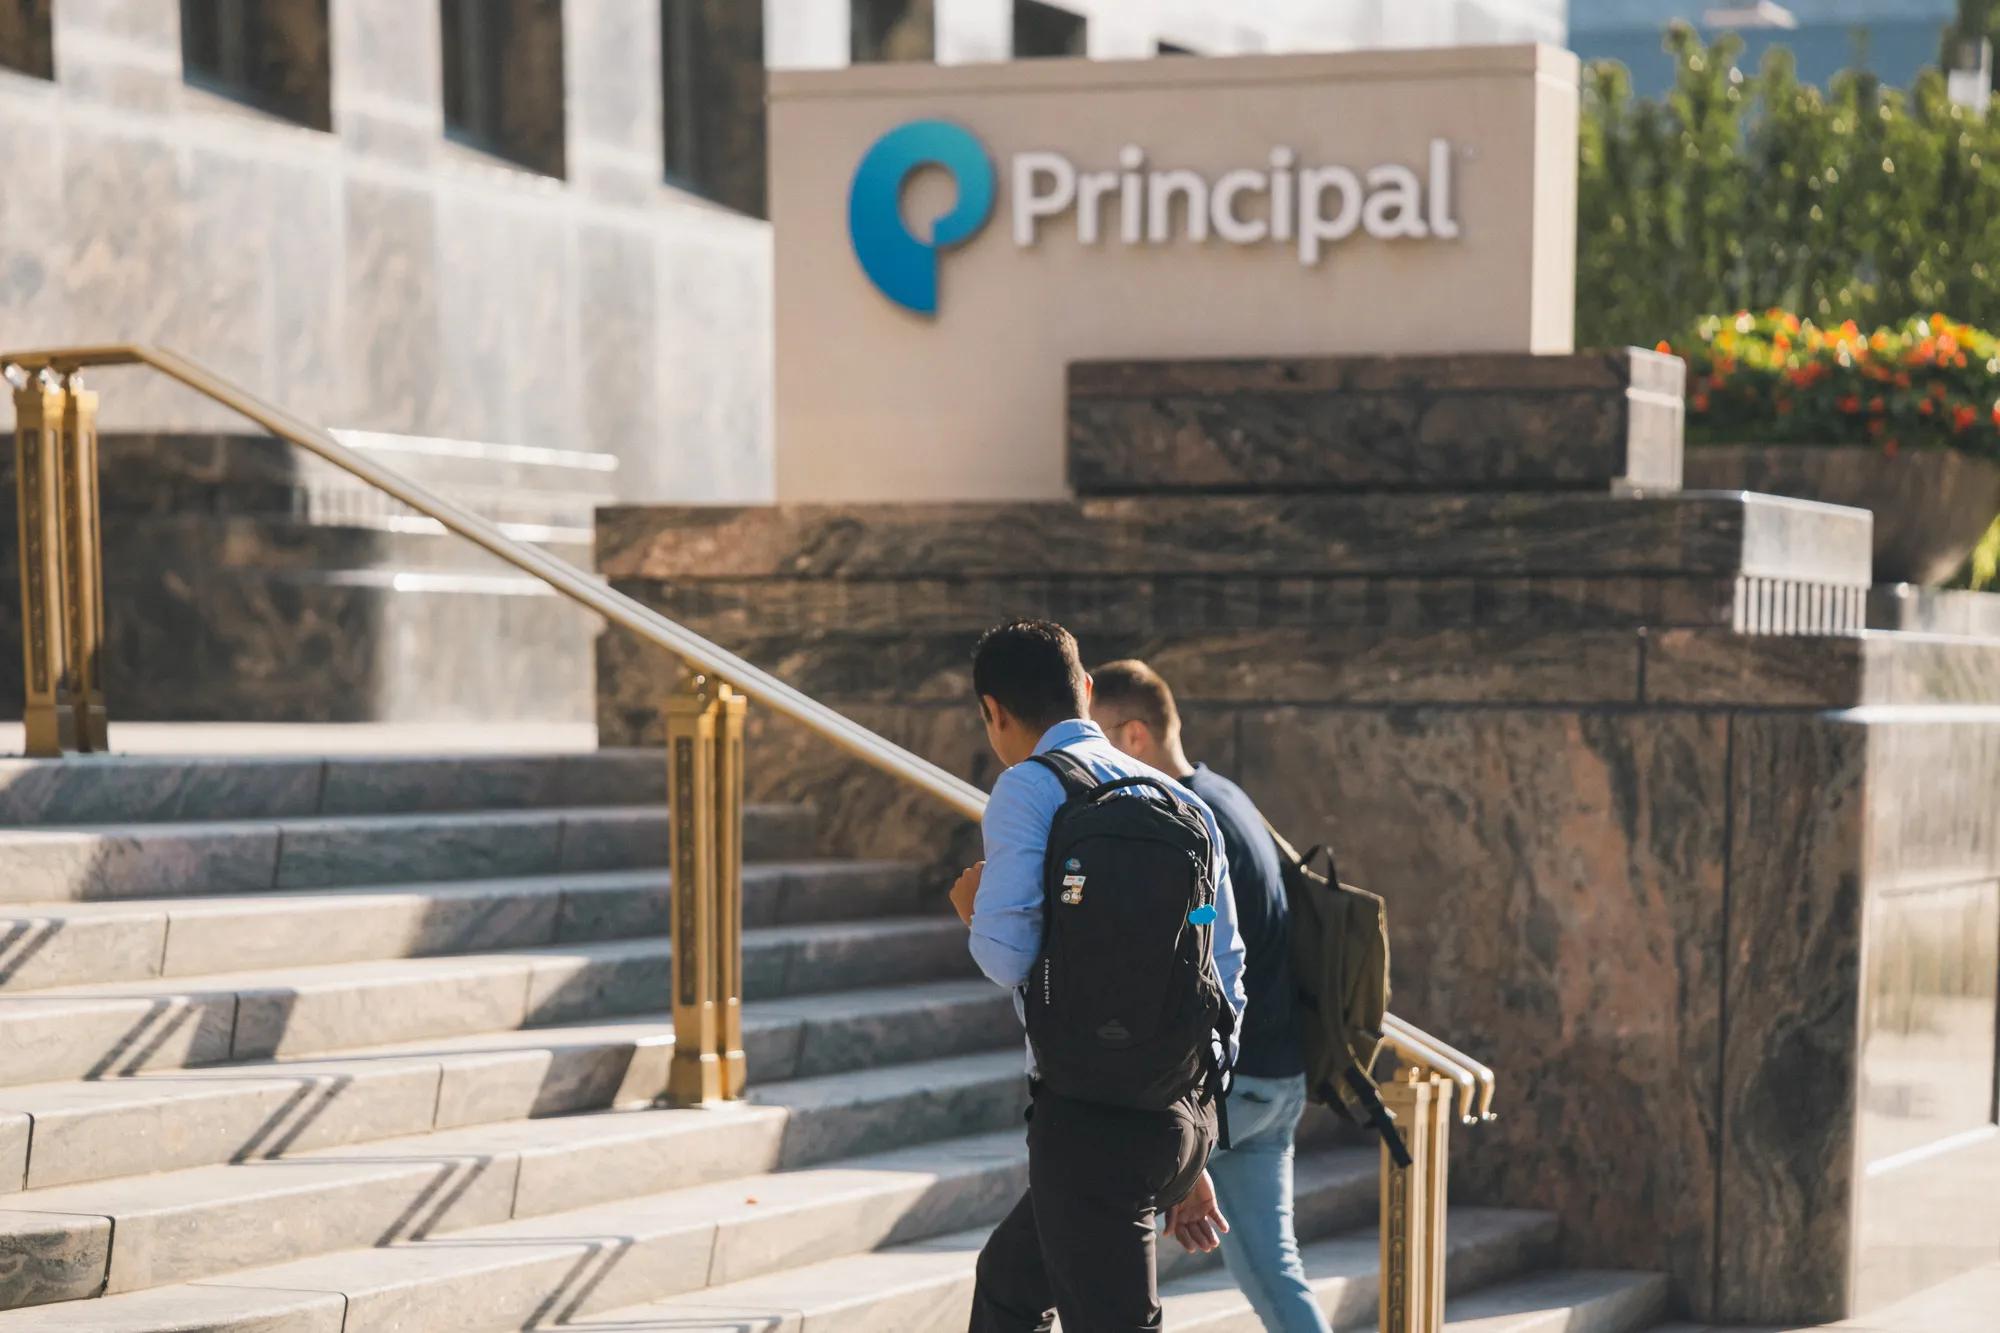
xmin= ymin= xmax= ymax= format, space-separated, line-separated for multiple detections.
xmin=1011 ymin=151 xmax=1076 ymax=246
xmin=1146 ymin=169 xmax=1209 ymax=243
xmin=1118 ymin=145 xmax=1145 ymax=245
xmin=1428 ymin=138 xmax=1460 ymax=240
xmin=1269 ymin=147 xmax=1295 ymax=243
xmin=1362 ymin=164 xmax=1427 ymax=240
xmin=1298 ymin=166 xmax=1361 ymax=264
xmin=1077 ymin=170 xmax=1119 ymax=244
xmin=1209 ymin=169 xmax=1269 ymax=244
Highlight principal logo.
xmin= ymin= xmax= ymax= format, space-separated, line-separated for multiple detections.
xmin=847 ymin=119 xmax=996 ymax=316
xmin=848 ymin=121 xmax=1462 ymax=315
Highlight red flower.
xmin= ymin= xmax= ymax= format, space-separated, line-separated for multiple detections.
xmin=1955 ymin=405 xmax=1979 ymax=433
xmin=1868 ymin=396 xmax=1886 ymax=414
xmin=1691 ymin=391 xmax=1711 ymax=412
xmin=1930 ymin=382 xmax=1950 ymax=400
xmin=1919 ymin=398 xmax=1935 ymax=417
xmin=1867 ymin=419 xmax=1886 ymax=438
xmin=1883 ymin=438 xmax=1901 ymax=458
xmin=1838 ymin=395 xmax=1862 ymax=414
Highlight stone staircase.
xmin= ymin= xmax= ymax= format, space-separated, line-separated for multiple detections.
xmin=0 ymin=748 xmax=1671 ymax=1331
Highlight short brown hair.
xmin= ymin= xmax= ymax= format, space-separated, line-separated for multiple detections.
xmin=1090 ymin=659 xmax=1180 ymax=739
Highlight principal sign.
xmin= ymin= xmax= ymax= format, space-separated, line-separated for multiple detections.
xmin=775 ymin=47 xmax=1580 ymax=501
xmin=849 ymin=119 xmax=1466 ymax=314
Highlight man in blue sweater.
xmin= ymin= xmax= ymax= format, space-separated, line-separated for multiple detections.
xmin=1092 ymin=659 xmax=1333 ymax=1333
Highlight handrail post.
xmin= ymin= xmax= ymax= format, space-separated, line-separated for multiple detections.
xmin=58 ymin=373 xmax=108 ymax=752
xmin=665 ymin=672 xmax=723 ymax=1104
xmin=715 ymin=683 xmax=748 ymax=1099
xmin=1379 ymin=1068 xmax=1452 ymax=1333
xmin=11 ymin=370 xmax=73 ymax=757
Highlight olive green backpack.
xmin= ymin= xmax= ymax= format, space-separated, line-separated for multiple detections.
xmin=1267 ymin=823 xmax=1410 ymax=1166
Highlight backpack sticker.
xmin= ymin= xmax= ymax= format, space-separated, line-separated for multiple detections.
xmin=1060 ymin=873 xmax=1086 ymax=905
xmin=1064 ymin=857 xmax=1082 ymax=871
xmin=1186 ymin=904 xmax=1217 ymax=926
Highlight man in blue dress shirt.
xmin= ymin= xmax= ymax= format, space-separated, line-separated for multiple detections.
xmin=948 ymin=620 xmax=1247 ymax=1332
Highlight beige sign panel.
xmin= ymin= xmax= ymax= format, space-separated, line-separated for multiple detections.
xmin=771 ymin=46 xmax=1580 ymax=501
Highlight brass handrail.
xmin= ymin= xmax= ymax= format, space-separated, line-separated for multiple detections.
xmin=3 ymin=343 xmax=1496 ymax=1122
xmin=2 ymin=345 xmax=989 ymax=819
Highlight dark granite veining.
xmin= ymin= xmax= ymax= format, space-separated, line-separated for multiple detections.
xmin=1068 ymin=348 xmax=1685 ymax=496
xmin=597 ymin=491 xmax=1871 ymax=585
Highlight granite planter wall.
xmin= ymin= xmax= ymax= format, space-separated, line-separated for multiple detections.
xmin=1682 ymin=445 xmax=2000 ymax=586
xmin=596 ymin=348 xmax=2000 ymax=1324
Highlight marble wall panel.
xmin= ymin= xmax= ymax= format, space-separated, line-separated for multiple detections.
xmin=567 ymin=0 xmax=661 ymax=158
xmin=265 ymin=162 xmax=344 ymax=424
xmin=645 ymin=213 xmax=772 ymax=501
xmin=332 ymin=0 xmax=440 ymax=109
xmin=1715 ymin=713 xmax=1869 ymax=1324
xmin=1234 ymin=706 xmax=1731 ymax=1310
xmin=579 ymin=221 xmax=661 ymax=468
xmin=0 ymin=95 xmax=61 ymax=337
xmin=341 ymin=179 xmax=446 ymax=435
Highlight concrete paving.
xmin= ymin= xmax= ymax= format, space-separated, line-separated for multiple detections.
xmin=1656 ymin=1260 xmax=2000 ymax=1332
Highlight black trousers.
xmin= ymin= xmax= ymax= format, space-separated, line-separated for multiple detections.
xmin=969 ymin=1086 xmax=1215 ymax=1333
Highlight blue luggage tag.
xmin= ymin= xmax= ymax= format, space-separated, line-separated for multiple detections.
xmin=1187 ymin=904 xmax=1217 ymax=926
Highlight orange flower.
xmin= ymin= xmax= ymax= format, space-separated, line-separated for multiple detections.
xmin=1840 ymin=319 xmax=1861 ymax=339
xmin=1655 ymin=340 xmax=1673 ymax=355
xmin=1838 ymin=394 xmax=1862 ymax=414
xmin=1692 ymin=391 xmax=1711 ymax=412
xmin=1782 ymin=312 xmax=1802 ymax=334
xmin=1955 ymin=405 xmax=1980 ymax=433
xmin=1868 ymin=396 xmax=1886 ymax=414
xmin=1930 ymin=381 xmax=1950 ymax=399
xmin=1870 ymin=331 xmax=1891 ymax=352
xmin=1992 ymin=401 xmax=2000 ymax=427
xmin=1919 ymin=398 xmax=1935 ymax=417
xmin=1894 ymin=372 xmax=1911 ymax=389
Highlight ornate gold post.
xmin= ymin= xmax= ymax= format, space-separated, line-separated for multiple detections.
xmin=714 ymin=683 xmax=748 ymax=1098
xmin=1379 ymin=1069 xmax=1451 ymax=1333
xmin=58 ymin=374 xmax=107 ymax=752
xmin=665 ymin=672 xmax=723 ymax=1104
xmin=11 ymin=370 xmax=72 ymax=757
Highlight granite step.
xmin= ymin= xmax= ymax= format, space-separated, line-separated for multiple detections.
xmin=0 ymin=1138 xmax=1383 ymax=1331
xmin=0 ymin=918 xmax=978 ymax=1085
xmin=0 ymin=803 xmax=816 ymax=903
xmin=0 ymin=750 xmax=668 ymax=826
xmin=0 ymin=1052 xmax=1028 ymax=1312
xmin=0 ymin=980 xmax=1018 ymax=1190
xmin=1437 ymin=1268 xmax=1669 ymax=1330
xmin=0 ymin=859 xmax=926 ymax=991
xmin=532 ymin=1203 xmax=1563 ymax=1332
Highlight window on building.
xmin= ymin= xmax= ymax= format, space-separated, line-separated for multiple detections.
xmin=661 ymin=0 xmax=767 ymax=217
xmin=853 ymin=0 xmax=933 ymax=62
xmin=441 ymin=0 xmax=566 ymax=178
xmin=1013 ymin=1 xmax=1086 ymax=58
xmin=0 ymin=0 xmax=53 ymax=79
xmin=180 ymin=0 xmax=332 ymax=129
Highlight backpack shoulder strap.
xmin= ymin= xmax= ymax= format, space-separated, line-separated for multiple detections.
xmin=1027 ymin=749 xmax=1097 ymax=800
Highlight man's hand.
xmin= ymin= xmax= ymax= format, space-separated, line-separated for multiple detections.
xmin=949 ymin=861 xmax=984 ymax=925
xmin=1164 ymin=1170 xmax=1229 ymax=1254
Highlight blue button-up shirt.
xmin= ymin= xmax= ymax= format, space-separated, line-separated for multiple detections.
xmin=969 ymin=718 xmax=1248 ymax=1073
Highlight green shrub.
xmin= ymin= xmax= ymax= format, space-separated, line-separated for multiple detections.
xmin=1579 ymin=25 xmax=2000 ymax=349
xmin=1660 ymin=311 xmax=2000 ymax=462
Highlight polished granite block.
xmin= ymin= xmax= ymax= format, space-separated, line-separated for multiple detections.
xmin=1716 ymin=713 xmax=1870 ymax=1323
xmin=1869 ymin=586 xmax=2000 ymax=638
xmin=1644 ymin=630 xmax=2000 ymax=709
xmin=1068 ymin=348 xmax=1685 ymax=495
xmin=597 ymin=491 xmax=1871 ymax=585
xmin=1234 ymin=706 xmax=1731 ymax=1310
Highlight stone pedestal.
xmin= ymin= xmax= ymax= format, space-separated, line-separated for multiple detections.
xmin=1 ymin=432 xmax=605 ymax=723
xmin=594 ymin=349 xmax=2000 ymax=1324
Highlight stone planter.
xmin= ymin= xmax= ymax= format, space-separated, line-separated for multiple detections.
xmin=1682 ymin=444 xmax=2000 ymax=586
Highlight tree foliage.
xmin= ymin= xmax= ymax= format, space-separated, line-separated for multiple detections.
xmin=1577 ymin=25 xmax=2000 ymax=350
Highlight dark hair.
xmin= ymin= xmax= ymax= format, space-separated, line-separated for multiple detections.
xmin=1090 ymin=658 xmax=1180 ymax=739
xmin=972 ymin=620 xmax=1089 ymax=730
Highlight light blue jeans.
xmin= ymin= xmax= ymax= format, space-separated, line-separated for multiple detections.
xmin=1208 ymin=1072 xmax=1331 ymax=1333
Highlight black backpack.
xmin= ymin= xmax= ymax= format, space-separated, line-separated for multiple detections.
xmin=1022 ymin=749 xmax=1234 ymax=1113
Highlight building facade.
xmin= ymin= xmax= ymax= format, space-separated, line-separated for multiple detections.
xmin=0 ymin=0 xmax=1567 ymax=504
